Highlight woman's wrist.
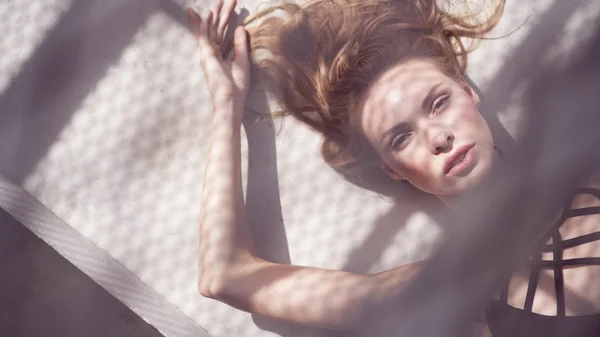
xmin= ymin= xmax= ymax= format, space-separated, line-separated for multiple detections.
xmin=212 ymin=100 xmax=245 ymax=123
xmin=212 ymin=94 xmax=246 ymax=110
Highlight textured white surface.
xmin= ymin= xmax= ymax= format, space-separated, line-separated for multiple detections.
xmin=0 ymin=173 xmax=210 ymax=337
xmin=0 ymin=0 xmax=73 ymax=94
xmin=1 ymin=0 xmax=599 ymax=336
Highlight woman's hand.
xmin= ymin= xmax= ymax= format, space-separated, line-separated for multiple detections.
xmin=186 ymin=0 xmax=250 ymax=117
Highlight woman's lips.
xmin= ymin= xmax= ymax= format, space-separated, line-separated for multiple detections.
xmin=445 ymin=144 xmax=477 ymax=177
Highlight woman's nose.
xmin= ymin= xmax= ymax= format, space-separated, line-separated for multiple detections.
xmin=431 ymin=131 xmax=454 ymax=154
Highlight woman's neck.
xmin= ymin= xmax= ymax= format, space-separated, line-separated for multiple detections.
xmin=437 ymin=148 xmax=567 ymax=247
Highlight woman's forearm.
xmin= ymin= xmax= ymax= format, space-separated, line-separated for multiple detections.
xmin=195 ymin=107 xmax=429 ymax=329
xmin=198 ymin=103 xmax=255 ymax=295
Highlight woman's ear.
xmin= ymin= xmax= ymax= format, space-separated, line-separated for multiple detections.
xmin=381 ymin=163 xmax=405 ymax=181
xmin=459 ymin=76 xmax=481 ymax=108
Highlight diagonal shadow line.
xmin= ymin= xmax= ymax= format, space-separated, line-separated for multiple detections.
xmin=160 ymin=0 xmax=189 ymax=26
xmin=0 ymin=0 xmax=160 ymax=184
xmin=342 ymin=194 xmax=446 ymax=274
xmin=476 ymin=0 xmax=590 ymax=146
xmin=339 ymin=0 xmax=585 ymax=279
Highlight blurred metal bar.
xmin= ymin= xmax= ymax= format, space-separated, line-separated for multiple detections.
xmin=0 ymin=173 xmax=211 ymax=337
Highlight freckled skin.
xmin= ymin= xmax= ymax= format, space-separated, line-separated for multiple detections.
xmin=360 ymin=59 xmax=495 ymax=196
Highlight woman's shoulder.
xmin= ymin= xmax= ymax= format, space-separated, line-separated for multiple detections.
xmin=571 ymin=168 xmax=600 ymax=208
xmin=579 ymin=166 xmax=600 ymax=189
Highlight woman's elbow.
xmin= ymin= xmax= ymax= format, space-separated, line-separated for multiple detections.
xmin=197 ymin=256 xmax=256 ymax=299
xmin=197 ymin=280 xmax=214 ymax=298
xmin=197 ymin=272 xmax=254 ymax=314
xmin=197 ymin=274 xmax=228 ymax=299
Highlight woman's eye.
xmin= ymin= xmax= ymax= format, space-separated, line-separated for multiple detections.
xmin=432 ymin=95 xmax=449 ymax=113
xmin=391 ymin=134 xmax=410 ymax=151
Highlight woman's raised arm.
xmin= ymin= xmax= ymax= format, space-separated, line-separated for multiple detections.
xmin=188 ymin=1 xmax=421 ymax=330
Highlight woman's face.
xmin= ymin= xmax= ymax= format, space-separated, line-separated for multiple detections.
xmin=359 ymin=59 xmax=495 ymax=196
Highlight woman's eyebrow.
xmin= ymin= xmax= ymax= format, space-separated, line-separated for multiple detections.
xmin=421 ymin=82 xmax=444 ymax=110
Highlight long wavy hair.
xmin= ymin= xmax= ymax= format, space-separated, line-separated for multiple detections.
xmin=228 ymin=0 xmax=505 ymax=195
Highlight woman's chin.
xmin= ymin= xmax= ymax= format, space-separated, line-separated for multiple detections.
xmin=452 ymin=157 xmax=494 ymax=193
xmin=403 ymin=151 xmax=495 ymax=197
xmin=430 ymin=158 xmax=494 ymax=196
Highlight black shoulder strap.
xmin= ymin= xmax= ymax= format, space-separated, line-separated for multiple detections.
xmin=503 ymin=188 xmax=600 ymax=315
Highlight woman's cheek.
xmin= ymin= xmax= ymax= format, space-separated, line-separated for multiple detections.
xmin=451 ymin=99 xmax=481 ymax=127
xmin=399 ymin=154 xmax=433 ymax=182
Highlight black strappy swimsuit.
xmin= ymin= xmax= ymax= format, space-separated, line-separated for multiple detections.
xmin=485 ymin=188 xmax=600 ymax=337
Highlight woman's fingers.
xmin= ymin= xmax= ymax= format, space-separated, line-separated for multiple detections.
xmin=216 ymin=0 xmax=237 ymax=44
xmin=232 ymin=26 xmax=249 ymax=70
xmin=200 ymin=9 xmax=214 ymax=46
xmin=188 ymin=0 xmax=236 ymax=46
xmin=186 ymin=7 xmax=220 ymax=72
xmin=199 ymin=10 xmax=218 ymax=66
xmin=186 ymin=8 xmax=211 ymax=46
xmin=186 ymin=2 xmax=246 ymax=89
xmin=212 ymin=0 xmax=224 ymax=40
xmin=205 ymin=8 xmax=218 ymax=42
xmin=186 ymin=8 xmax=201 ymax=40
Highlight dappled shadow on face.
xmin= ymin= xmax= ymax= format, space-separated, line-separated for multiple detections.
xmin=360 ymin=60 xmax=495 ymax=197
xmin=357 ymin=28 xmax=600 ymax=337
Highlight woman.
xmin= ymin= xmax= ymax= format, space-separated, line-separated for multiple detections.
xmin=186 ymin=0 xmax=600 ymax=336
